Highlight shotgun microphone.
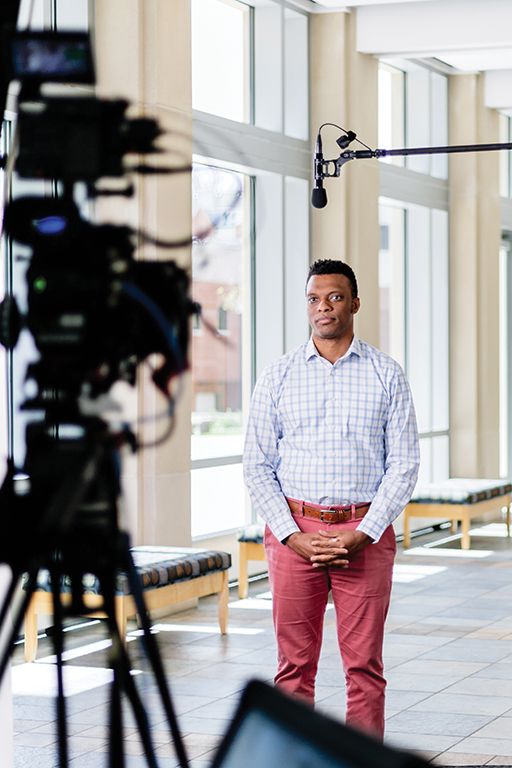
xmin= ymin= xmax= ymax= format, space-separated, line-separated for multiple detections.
xmin=311 ymin=132 xmax=327 ymax=209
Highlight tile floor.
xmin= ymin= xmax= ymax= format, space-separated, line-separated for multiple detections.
xmin=9 ymin=519 xmax=512 ymax=767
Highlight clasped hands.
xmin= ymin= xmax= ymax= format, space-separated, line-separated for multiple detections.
xmin=285 ymin=529 xmax=372 ymax=567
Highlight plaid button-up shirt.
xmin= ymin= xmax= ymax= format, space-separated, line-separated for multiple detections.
xmin=243 ymin=336 xmax=420 ymax=543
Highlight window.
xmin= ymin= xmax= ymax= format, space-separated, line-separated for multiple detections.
xmin=191 ymin=163 xmax=250 ymax=537
xmin=191 ymin=0 xmax=250 ymax=122
xmin=378 ymin=64 xmax=405 ymax=168
xmin=406 ymin=206 xmax=449 ymax=483
xmin=499 ymin=114 xmax=512 ymax=198
xmin=378 ymin=62 xmax=448 ymax=178
xmin=284 ymin=8 xmax=308 ymax=140
xmin=500 ymin=239 xmax=512 ymax=478
xmin=191 ymin=0 xmax=310 ymax=539
xmin=379 ymin=199 xmax=449 ymax=484
xmin=379 ymin=203 xmax=405 ymax=364
xmin=1 ymin=0 xmax=92 ymax=466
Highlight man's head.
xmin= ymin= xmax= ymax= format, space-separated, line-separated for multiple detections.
xmin=305 ymin=259 xmax=360 ymax=343
xmin=306 ymin=259 xmax=358 ymax=298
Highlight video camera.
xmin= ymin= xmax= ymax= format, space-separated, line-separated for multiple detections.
xmin=0 ymin=30 xmax=195 ymax=415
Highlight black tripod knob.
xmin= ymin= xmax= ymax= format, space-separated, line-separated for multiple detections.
xmin=0 ymin=295 xmax=22 ymax=349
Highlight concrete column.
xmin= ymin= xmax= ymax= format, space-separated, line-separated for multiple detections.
xmin=449 ymin=74 xmax=501 ymax=477
xmin=310 ymin=11 xmax=380 ymax=347
xmin=310 ymin=12 xmax=348 ymax=261
xmin=94 ymin=0 xmax=193 ymax=545
xmin=343 ymin=12 xmax=380 ymax=348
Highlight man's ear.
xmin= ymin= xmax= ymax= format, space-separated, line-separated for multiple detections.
xmin=352 ymin=297 xmax=360 ymax=315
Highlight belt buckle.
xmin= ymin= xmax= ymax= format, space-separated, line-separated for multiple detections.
xmin=320 ymin=506 xmax=338 ymax=523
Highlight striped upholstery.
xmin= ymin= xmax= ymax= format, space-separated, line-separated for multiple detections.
xmin=29 ymin=546 xmax=232 ymax=596
xmin=411 ymin=478 xmax=512 ymax=505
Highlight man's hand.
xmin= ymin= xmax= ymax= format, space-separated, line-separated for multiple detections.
xmin=285 ymin=531 xmax=350 ymax=567
xmin=309 ymin=529 xmax=372 ymax=568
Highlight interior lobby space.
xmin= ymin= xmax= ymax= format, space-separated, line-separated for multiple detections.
xmin=8 ymin=522 xmax=512 ymax=768
xmin=2 ymin=0 xmax=512 ymax=766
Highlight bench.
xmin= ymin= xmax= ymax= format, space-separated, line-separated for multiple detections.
xmin=403 ymin=478 xmax=512 ymax=550
xmin=237 ymin=524 xmax=266 ymax=599
xmin=23 ymin=546 xmax=231 ymax=662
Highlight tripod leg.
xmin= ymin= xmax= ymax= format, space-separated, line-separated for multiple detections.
xmin=98 ymin=574 xmax=160 ymax=768
xmin=50 ymin=567 xmax=69 ymax=768
xmin=109 ymin=659 xmax=126 ymax=768
xmin=122 ymin=548 xmax=189 ymax=768
xmin=0 ymin=569 xmax=42 ymax=686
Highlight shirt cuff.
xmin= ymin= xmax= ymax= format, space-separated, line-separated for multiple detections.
xmin=279 ymin=522 xmax=301 ymax=545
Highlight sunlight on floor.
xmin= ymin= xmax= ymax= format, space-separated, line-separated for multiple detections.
xmin=392 ymin=563 xmax=447 ymax=582
xmin=150 ymin=623 xmax=265 ymax=635
xmin=12 ymin=663 xmax=116 ymax=697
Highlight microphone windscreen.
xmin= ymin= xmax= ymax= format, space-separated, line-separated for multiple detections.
xmin=311 ymin=186 xmax=327 ymax=209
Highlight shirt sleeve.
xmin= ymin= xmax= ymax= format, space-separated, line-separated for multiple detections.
xmin=356 ymin=366 xmax=420 ymax=543
xmin=243 ymin=370 xmax=300 ymax=543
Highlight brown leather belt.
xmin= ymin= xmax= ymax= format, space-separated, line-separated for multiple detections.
xmin=286 ymin=496 xmax=371 ymax=524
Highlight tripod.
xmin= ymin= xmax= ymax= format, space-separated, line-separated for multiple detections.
xmin=0 ymin=417 xmax=189 ymax=768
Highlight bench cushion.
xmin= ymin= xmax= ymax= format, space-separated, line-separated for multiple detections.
xmin=411 ymin=478 xmax=512 ymax=505
xmin=28 ymin=546 xmax=231 ymax=596
xmin=237 ymin=524 xmax=264 ymax=543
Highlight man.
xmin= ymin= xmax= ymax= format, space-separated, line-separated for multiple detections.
xmin=243 ymin=259 xmax=419 ymax=739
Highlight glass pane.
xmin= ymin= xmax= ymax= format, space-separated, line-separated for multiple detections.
xmin=430 ymin=72 xmax=448 ymax=179
xmin=284 ymin=176 xmax=309 ymax=351
xmin=254 ymin=3 xmax=282 ymax=132
xmin=191 ymin=463 xmax=245 ymax=537
xmin=431 ymin=435 xmax=449 ymax=483
xmin=6 ymin=173 xmax=46 ymax=467
xmin=56 ymin=0 xmax=89 ymax=29
xmin=17 ymin=0 xmax=46 ymax=29
xmin=406 ymin=205 xmax=431 ymax=434
xmin=191 ymin=164 xmax=248 ymax=464
xmin=431 ymin=209 xmax=449 ymax=432
xmin=499 ymin=114 xmax=510 ymax=198
xmin=378 ymin=202 xmax=405 ymax=365
xmin=405 ymin=67 xmax=430 ymax=175
xmin=378 ymin=64 xmax=404 ymax=167
xmin=417 ymin=437 xmax=432 ymax=485
xmin=499 ymin=242 xmax=511 ymax=478
xmin=284 ymin=9 xmax=308 ymax=140
xmin=192 ymin=0 xmax=250 ymax=122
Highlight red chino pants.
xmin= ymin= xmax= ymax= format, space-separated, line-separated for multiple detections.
xmin=264 ymin=514 xmax=396 ymax=739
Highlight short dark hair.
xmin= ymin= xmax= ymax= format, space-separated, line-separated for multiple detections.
xmin=306 ymin=259 xmax=358 ymax=298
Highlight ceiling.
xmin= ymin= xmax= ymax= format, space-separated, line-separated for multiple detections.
xmin=311 ymin=0 xmax=512 ymax=111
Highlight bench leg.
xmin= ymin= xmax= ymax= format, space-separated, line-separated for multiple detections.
xmin=24 ymin=598 xmax=38 ymax=663
xmin=218 ymin=570 xmax=229 ymax=635
xmin=114 ymin=596 xmax=127 ymax=646
xmin=403 ymin=509 xmax=411 ymax=549
xmin=238 ymin=543 xmax=249 ymax=599
xmin=506 ymin=498 xmax=511 ymax=538
xmin=461 ymin=516 xmax=471 ymax=550
xmin=450 ymin=520 xmax=458 ymax=534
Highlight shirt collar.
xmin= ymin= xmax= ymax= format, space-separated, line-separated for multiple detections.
xmin=305 ymin=335 xmax=363 ymax=363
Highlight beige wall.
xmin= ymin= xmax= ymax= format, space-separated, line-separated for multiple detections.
xmin=94 ymin=0 xmax=193 ymax=546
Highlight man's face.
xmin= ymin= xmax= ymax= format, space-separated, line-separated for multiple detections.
xmin=306 ymin=273 xmax=360 ymax=341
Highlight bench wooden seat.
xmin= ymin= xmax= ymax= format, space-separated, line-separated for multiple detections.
xmin=403 ymin=478 xmax=512 ymax=550
xmin=23 ymin=546 xmax=231 ymax=662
